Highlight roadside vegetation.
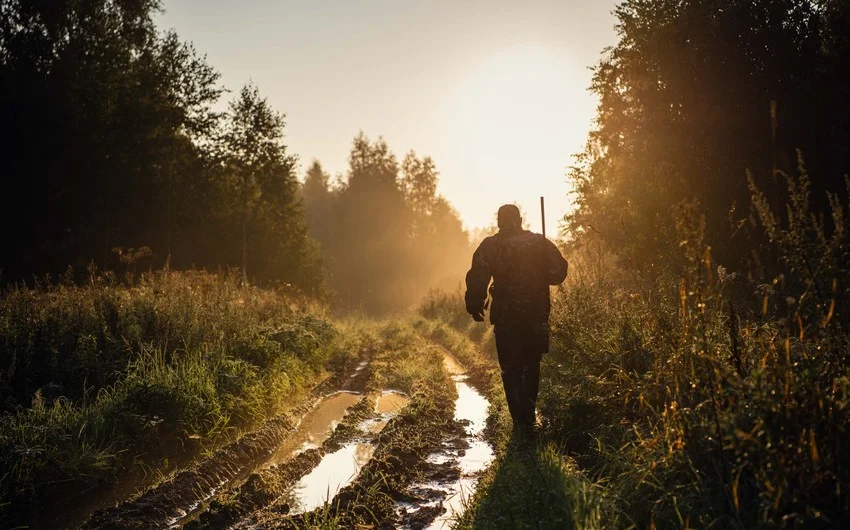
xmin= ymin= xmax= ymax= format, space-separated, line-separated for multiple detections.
xmin=186 ymin=319 xmax=460 ymax=530
xmin=413 ymin=2 xmax=850 ymax=527
xmin=0 ymin=270 xmax=341 ymax=525
xmin=421 ymin=161 xmax=850 ymax=529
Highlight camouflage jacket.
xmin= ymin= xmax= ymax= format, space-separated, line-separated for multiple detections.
xmin=465 ymin=229 xmax=568 ymax=326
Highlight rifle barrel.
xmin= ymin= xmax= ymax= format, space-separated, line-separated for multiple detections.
xmin=540 ymin=196 xmax=546 ymax=238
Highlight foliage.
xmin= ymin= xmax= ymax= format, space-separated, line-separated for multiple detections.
xmin=215 ymin=84 xmax=322 ymax=291
xmin=541 ymin=166 xmax=850 ymax=527
xmin=0 ymin=270 xmax=339 ymax=523
xmin=422 ymin=162 xmax=850 ymax=527
xmin=567 ymin=0 xmax=850 ymax=275
xmin=0 ymin=0 xmax=220 ymax=275
xmin=418 ymin=289 xmax=471 ymax=332
xmin=559 ymin=6 xmax=850 ymax=522
xmin=0 ymin=1 xmax=323 ymax=292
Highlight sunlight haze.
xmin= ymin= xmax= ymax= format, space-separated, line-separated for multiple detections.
xmin=157 ymin=1 xmax=618 ymax=233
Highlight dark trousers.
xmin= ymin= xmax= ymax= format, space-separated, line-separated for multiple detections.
xmin=494 ymin=325 xmax=544 ymax=428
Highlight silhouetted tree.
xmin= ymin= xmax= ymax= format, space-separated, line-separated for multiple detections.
xmin=329 ymin=133 xmax=411 ymax=310
xmin=0 ymin=0 xmax=223 ymax=278
xmin=567 ymin=0 xmax=850 ymax=277
xmin=300 ymin=160 xmax=335 ymax=249
xmin=0 ymin=2 xmax=324 ymax=293
xmin=402 ymin=151 xmax=469 ymax=293
xmin=218 ymin=84 xmax=319 ymax=289
xmin=402 ymin=151 xmax=439 ymax=216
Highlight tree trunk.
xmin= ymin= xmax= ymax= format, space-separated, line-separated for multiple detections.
xmin=242 ymin=207 xmax=248 ymax=284
xmin=241 ymin=174 xmax=249 ymax=285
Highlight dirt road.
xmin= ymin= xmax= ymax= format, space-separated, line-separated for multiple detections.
xmin=78 ymin=326 xmax=496 ymax=530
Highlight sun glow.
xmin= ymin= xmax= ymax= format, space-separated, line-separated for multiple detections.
xmin=439 ymin=45 xmax=596 ymax=234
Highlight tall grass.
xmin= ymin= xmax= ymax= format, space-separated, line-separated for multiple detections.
xmin=0 ymin=270 xmax=339 ymax=522
xmin=541 ymin=160 xmax=850 ymax=528
xmin=421 ymin=159 xmax=850 ymax=528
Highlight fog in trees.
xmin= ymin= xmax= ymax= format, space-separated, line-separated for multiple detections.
xmin=567 ymin=0 xmax=850 ymax=280
xmin=0 ymin=1 xmax=469 ymax=305
xmin=301 ymin=134 xmax=470 ymax=312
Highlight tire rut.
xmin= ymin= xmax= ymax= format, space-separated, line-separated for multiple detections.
xmin=82 ymin=337 xmax=497 ymax=530
xmin=242 ymin=344 xmax=496 ymax=530
xmin=82 ymin=353 xmax=371 ymax=530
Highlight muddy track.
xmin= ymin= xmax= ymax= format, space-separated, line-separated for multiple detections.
xmin=82 ymin=354 xmax=372 ymax=530
xmin=244 ymin=389 xmax=460 ymax=529
xmin=186 ymin=395 xmax=378 ymax=529
xmin=80 ymin=335 xmax=497 ymax=530
xmin=397 ymin=349 xmax=496 ymax=529
xmin=242 ymin=346 xmax=495 ymax=530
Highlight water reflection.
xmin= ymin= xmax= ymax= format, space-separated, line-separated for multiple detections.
xmin=441 ymin=349 xmax=466 ymax=376
xmin=283 ymin=442 xmax=375 ymax=512
xmin=397 ymin=350 xmax=495 ymax=530
xmin=426 ymin=379 xmax=494 ymax=530
xmin=268 ymin=392 xmax=361 ymax=465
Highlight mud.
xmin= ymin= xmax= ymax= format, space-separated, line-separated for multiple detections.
xmin=424 ymin=379 xmax=493 ymax=529
xmin=185 ymin=396 xmax=378 ymax=529
xmin=261 ymin=390 xmax=459 ymax=530
xmin=31 ymin=464 xmax=164 ymax=530
xmin=82 ymin=351 xmax=371 ymax=530
xmin=82 ymin=414 xmax=299 ymax=530
xmin=267 ymin=391 xmax=362 ymax=465
xmin=74 ymin=338 xmax=497 ymax=530
xmin=397 ymin=351 xmax=495 ymax=529
xmin=189 ymin=385 xmax=416 ymax=529
xmin=263 ymin=348 xmax=473 ymax=529
xmin=440 ymin=348 xmax=466 ymax=376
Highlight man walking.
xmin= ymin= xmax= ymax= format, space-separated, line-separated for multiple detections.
xmin=465 ymin=204 xmax=568 ymax=434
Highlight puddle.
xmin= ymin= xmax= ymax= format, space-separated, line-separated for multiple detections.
xmin=400 ymin=351 xmax=495 ymax=530
xmin=426 ymin=380 xmax=494 ymax=529
xmin=375 ymin=390 xmax=411 ymax=414
xmin=281 ymin=442 xmax=375 ymax=513
xmin=453 ymin=381 xmax=488 ymax=435
xmin=269 ymin=389 xmax=408 ymax=515
xmin=31 ymin=470 xmax=152 ymax=530
xmin=359 ymin=390 xmax=410 ymax=434
xmin=166 ymin=392 xmax=364 ymax=528
xmin=267 ymin=392 xmax=362 ymax=465
xmin=354 ymin=359 xmax=368 ymax=374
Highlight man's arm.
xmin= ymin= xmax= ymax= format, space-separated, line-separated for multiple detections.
xmin=542 ymin=237 xmax=568 ymax=285
xmin=465 ymin=238 xmax=494 ymax=321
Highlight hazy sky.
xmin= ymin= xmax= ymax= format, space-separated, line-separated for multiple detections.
xmin=157 ymin=1 xmax=619 ymax=233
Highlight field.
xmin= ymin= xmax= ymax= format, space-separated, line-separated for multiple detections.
xmin=4 ymin=192 xmax=850 ymax=529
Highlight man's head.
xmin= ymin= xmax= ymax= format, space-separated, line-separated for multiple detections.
xmin=497 ymin=204 xmax=522 ymax=231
